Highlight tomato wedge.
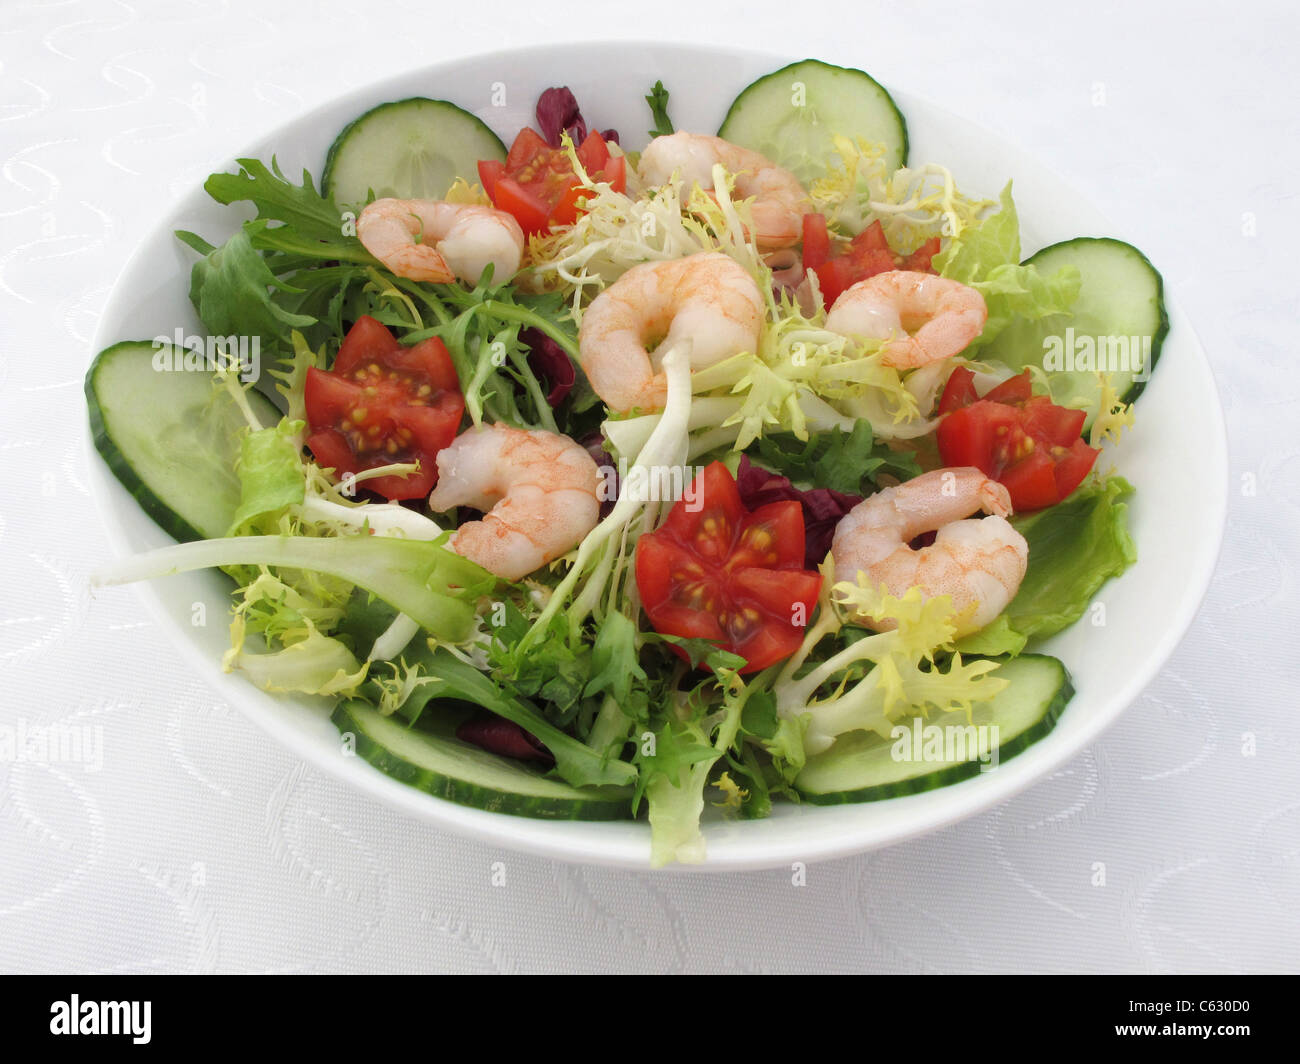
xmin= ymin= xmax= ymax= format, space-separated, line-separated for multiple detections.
xmin=480 ymin=128 xmax=626 ymax=236
xmin=635 ymin=462 xmax=823 ymax=674
xmin=936 ymin=367 xmax=1098 ymax=511
xmin=802 ymin=215 xmax=942 ymax=306
xmin=304 ymin=316 xmax=465 ymax=500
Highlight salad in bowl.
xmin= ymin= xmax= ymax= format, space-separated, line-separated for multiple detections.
xmin=88 ymin=56 xmax=1165 ymax=866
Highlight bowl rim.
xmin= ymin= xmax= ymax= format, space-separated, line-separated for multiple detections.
xmin=86 ymin=40 xmax=1229 ymax=872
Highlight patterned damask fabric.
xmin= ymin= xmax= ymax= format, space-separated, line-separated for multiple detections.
xmin=1 ymin=0 xmax=1295 ymax=973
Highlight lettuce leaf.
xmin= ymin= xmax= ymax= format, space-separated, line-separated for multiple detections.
xmin=750 ymin=420 xmax=920 ymax=496
xmin=95 ymin=532 xmax=493 ymax=643
xmin=228 ymin=418 xmax=306 ymax=534
xmin=638 ymin=666 xmax=757 ymax=867
xmin=935 ymin=182 xmax=1022 ymax=280
xmin=224 ymin=614 xmax=367 ymax=697
xmin=807 ymin=136 xmax=993 ymax=248
xmin=1004 ymin=476 xmax=1137 ymax=640
xmin=373 ymin=640 xmax=636 ymax=790
xmin=203 ymin=157 xmax=356 ymax=244
xmin=969 ymin=261 xmax=1081 ymax=352
xmin=935 ymin=182 xmax=1081 ymax=350
xmin=953 ymin=614 xmax=1028 ymax=657
xmin=645 ymin=80 xmax=674 ymax=138
xmin=179 ymin=226 xmax=315 ymax=352
xmin=775 ymin=579 xmax=1007 ymax=755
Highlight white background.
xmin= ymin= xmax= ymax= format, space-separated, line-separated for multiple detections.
xmin=1 ymin=0 xmax=1297 ymax=972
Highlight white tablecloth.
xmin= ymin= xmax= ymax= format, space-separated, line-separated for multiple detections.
xmin=2 ymin=0 xmax=1296 ymax=973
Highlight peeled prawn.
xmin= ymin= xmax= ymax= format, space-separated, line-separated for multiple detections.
xmin=637 ymin=132 xmax=809 ymax=249
xmin=577 ymin=251 xmax=763 ymax=414
xmin=825 ymin=271 xmax=987 ymax=369
xmin=830 ymin=467 xmax=1028 ymax=636
xmin=427 ymin=424 xmax=600 ymax=582
xmin=357 ymin=198 xmax=525 ymax=284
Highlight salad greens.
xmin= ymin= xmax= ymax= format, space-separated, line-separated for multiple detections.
xmin=644 ymin=80 xmax=675 ymax=139
xmin=934 ymin=183 xmax=1082 ymax=351
xmin=88 ymin=60 xmax=1156 ymax=866
xmin=1003 ymin=475 xmax=1138 ymax=640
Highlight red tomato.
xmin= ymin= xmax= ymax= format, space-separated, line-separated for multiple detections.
xmin=901 ymin=236 xmax=941 ymax=272
xmin=982 ymin=370 xmax=1033 ymax=405
xmin=304 ymin=316 xmax=465 ymax=500
xmin=635 ymin=462 xmax=824 ymax=674
xmin=802 ymin=216 xmax=940 ymax=307
xmin=812 ymin=256 xmax=860 ymax=306
xmin=936 ymin=364 xmax=980 ymax=414
xmin=487 ymin=177 xmax=551 ymax=236
xmin=481 ymin=128 xmax=626 ymax=236
xmin=476 ymin=159 xmax=505 ymax=199
xmin=935 ymin=368 xmax=1099 ymax=511
xmin=801 ymin=213 xmax=831 ymax=269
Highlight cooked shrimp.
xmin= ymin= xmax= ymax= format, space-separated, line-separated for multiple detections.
xmin=637 ymin=132 xmax=809 ymax=249
xmin=357 ymin=198 xmax=524 ymax=284
xmin=427 ymin=424 xmax=600 ymax=582
xmin=577 ymin=251 xmax=763 ymax=413
xmin=830 ymin=467 xmax=1028 ymax=636
xmin=825 ymin=271 xmax=987 ymax=369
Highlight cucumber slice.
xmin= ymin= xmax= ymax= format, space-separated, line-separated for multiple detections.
xmin=86 ymin=340 xmax=281 ymax=542
xmin=322 ymin=97 xmax=506 ymax=208
xmin=982 ymin=237 xmax=1168 ymax=423
xmin=334 ymin=700 xmax=632 ymax=820
xmin=718 ymin=59 xmax=908 ymax=186
xmin=794 ymin=654 xmax=1072 ymax=804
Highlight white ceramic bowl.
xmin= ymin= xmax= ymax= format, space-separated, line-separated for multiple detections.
xmin=87 ymin=42 xmax=1227 ymax=871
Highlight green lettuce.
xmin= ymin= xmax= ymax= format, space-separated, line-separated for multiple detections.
xmin=752 ymin=420 xmax=921 ymax=495
xmin=228 ymin=418 xmax=306 ymax=534
xmin=645 ymin=80 xmax=674 ymax=138
xmin=934 ymin=182 xmax=1023 ymax=281
xmin=203 ymin=157 xmax=362 ymax=248
xmin=368 ymin=640 xmax=637 ymax=791
xmin=94 ymin=532 xmax=493 ymax=643
xmin=953 ymin=614 xmax=1028 ymax=657
xmin=177 ymin=226 xmax=315 ymax=353
xmin=637 ymin=661 xmax=757 ymax=867
xmin=935 ymin=182 xmax=1081 ymax=351
xmin=1002 ymin=476 xmax=1138 ymax=640
xmin=775 ymin=578 xmax=1007 ymax=755
xmin=225 ymin=614 xmax=367 ymax=698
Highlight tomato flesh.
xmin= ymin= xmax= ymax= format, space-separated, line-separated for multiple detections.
xmin=482 ymin=128 xmax=626 ymax=236
xmin=304 ymin=316 xmax=465 ymax=500
xmin=635 ymin=462 xmax=823 ymax=674
xmin=802 ymin=215 xmax=941 ymax=306
xmin=936 ymin=367 xmax=1099 ymax=511
xmin=801 ymin=213 xmax=831 ymax=270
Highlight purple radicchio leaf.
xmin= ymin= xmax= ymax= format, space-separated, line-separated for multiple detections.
xmin=521 ymin=327 xmax=575 ymax=407
xmin=535 ymin=86 xmax=618 ymax=149
xmin=455 ymin=712 xmax=554 ymax=764
xmin=579 ymin=430 xmax=617 ymax=519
